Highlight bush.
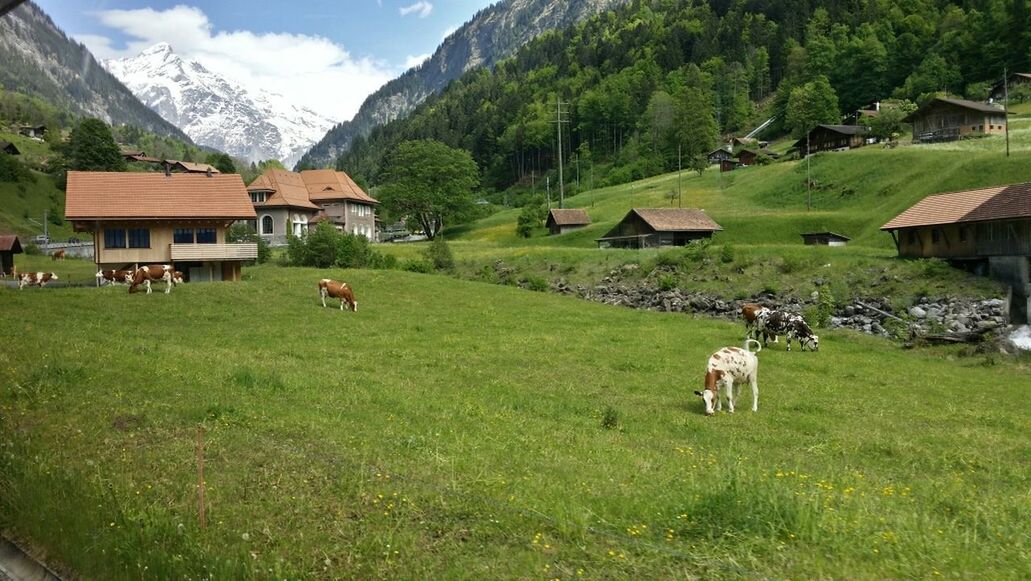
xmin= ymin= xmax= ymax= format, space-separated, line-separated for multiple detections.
xmin=286 ymin=222 xmax=392 ymax=269
xmin=719 ymin=244 xmax=735 ymax=264
xmin=516 ymin=197 xmax=547 ymax=238
xmin=601 ymin=406 xmax=620 ymax=430
xmin=658 ymin=273 xmax=678 ymax=291
xmin=0 ymin=154 xmax=33 ymax=182
xmin=523 ymin=275 xmax=549 ymax=292
xmin=804 ymin=288 xmax=836 ymax=329
xmin=402 ymin=259 xmax=433 ymax=273
xmin=23 ymin=243 xmax=42 ymax=256
xmin=424 ymin=236 xmax=455 ymax=272
xmin=226 ymin=223 xmax=271 ymax=264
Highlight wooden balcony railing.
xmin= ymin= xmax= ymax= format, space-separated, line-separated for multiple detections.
xmin=170 ymin=243 xmax=258 ymax=261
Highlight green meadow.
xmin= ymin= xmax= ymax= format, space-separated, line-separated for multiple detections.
xmin=1 ymin=264 xmax=1030 ymax=579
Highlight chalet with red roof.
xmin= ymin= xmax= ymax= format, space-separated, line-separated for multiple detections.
xmin=65 ymin=171 xmax=258 ymax=282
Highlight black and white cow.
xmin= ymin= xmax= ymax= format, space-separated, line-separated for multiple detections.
xmin=756 ymin=310 xmax=819 ymax=352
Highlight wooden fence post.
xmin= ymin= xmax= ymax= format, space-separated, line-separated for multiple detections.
xmin=197 ymin=425 xmax=206 ymax=529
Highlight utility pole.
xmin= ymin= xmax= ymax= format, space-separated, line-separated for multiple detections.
xmin=590 ymin=163 xmax=595 ymax=207
xmin=575 ymin=153 xmax=580 ymax=191
xmin=546 ymin=176 xmax=551 ymax=209
xmin=43 ymin=209 xmax=49 ymax=241
xmin=677 ymin=144 xmax=683 ymax=208
xmin=806 ymin=131 xmax=812 ymax=211
xmin=1004 ymin=67 xmax=1011 ymax=158
xmin=553 ymin=96 xmax=570 ymax=208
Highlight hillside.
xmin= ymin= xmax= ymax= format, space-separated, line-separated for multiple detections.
xmin=0 ymin=1 xmax=191 ymax=141
xmin=297 ymin=0 xmax=631 ymax=169
xmin=334 ymin=0 xmax=1030 ymax=193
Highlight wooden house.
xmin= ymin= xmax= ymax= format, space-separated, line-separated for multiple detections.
xmin=0 ymin=141 xmax=20 ymax=155
xmin=737 ymin=149 xmax=759 ymax=166
xmin=903 ymin=98 xmax=1007 ymax=143
xmin=168 ymin=160 xmax=221 ymax=174
xmin=881 ymin=182 xmax=1031 ymax=321
xmin=0 ymin=235 xmax=23 ymax=276
xmin=989 ymin=73 xmax=1031 ymax=101
xmin=546 ymin=208 xmax=591 ymax=235
xmin=121 ymin=150 xmax=162 ymax=165
xmin=65 ymin=171 xmax=258 ymax=282
xmin=793 ymin=125 xmax=871 ymax=155
xmin=18 ymin=125 xmax=45 ymax=139
xmin=720 ymin=158 xmax=743 ymax=172
xmin=247 ymin=168 xmax=379 ymax=244
xmin=801 ymin=232 xmax=850 ymax=247
xmin=597 ymin=208 xmax=722 ymax=249
xmin=706 ymin=147 xmax=733 ymax=165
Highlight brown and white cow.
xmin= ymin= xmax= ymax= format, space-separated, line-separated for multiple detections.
xmin=741 ymin=303 xmax=771 ymax=341
xmin=96 ymin=269 xmax=135 ymax=287
xmin=695 ymin=340 xmax=762 ymax=416
xmin=129 ymin=264 xmax=180 ymax=294
xmin=19 ymin=271 xmax=58 ymax=290
xmin=51 ymin=249 xmax=66 ymax=261
xmin=318 ymin=279 xmax=357 ymax=311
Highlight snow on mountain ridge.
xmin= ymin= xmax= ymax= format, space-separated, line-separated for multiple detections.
xmin=105 ymin=44 xmax=334 ymax=167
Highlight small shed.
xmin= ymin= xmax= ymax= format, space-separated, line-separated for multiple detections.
xmin=18 ymin=125 xmax=46 ymax=139
xmin=793 ymin=125 xmax=871 ymax=155
xmin=0 ymin=141 xmax=20 ymax=155
xmin=737 ymin=149 xmax=759 ymax=166
xmin=597 ymin=208 xmax=722 ymax=249
xmin=801 ymin=232 xmax=851 ymax=247
xmin=720 ymin=158 xmax=743 ymax=172
xmin=0 ymin=235 xmax=23 ymax=276
xmin=546 ymin=208 xmax=592 ymax=235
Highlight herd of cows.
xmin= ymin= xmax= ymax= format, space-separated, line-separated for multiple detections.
xmin=695 ymin=303 xmax=819 ymax=416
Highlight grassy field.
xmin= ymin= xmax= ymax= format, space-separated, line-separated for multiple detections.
xmin=1 ymin=264 xmax=1030 ymax=579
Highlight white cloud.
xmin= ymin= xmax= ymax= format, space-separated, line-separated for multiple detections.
xmin=77 ymin=5 xmax=398 ymax=123
xmin=399 ymin=1 xmax=433 ymax=18
xmin=403 ymin=53 xmax=431 ymax=69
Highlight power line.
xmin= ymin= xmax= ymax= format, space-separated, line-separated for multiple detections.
xmin=553 ymin=97 xmax=570 ymax=208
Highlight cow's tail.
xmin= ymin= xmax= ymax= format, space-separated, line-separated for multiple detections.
xmin=744 ymin=339 xmax=762 ymax=354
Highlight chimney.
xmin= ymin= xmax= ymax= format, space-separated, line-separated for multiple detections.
xmin=164 ymin=162 xmax=171 ymax=177
xmin=206 ymin=167 xmax=213 ymax=178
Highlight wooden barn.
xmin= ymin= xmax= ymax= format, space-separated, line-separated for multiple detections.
xmin=0 ymin=235 xmax=23 ymax=276
xmin=597 ymin=208 xmax=722 ymax=249
xmin=707 ymin=147 xmax=733 ymax=165
xmin=801 ymin=232 xmax=851 ymax=247
xmin=1 ymin=141 xmax=20 ymax=155
xmin=546 ymin=208 xmax=591 ymax=235
xmin=793 ymin=125 xmax=871 ymax=155
xmin=903 ymin=98 xmax=1007 ymax=143
xmin=881 ymin=182 xmax=1031 ymax=321
xmin=18 ymin=125 xmax=45 ymax=139
xmin=989 ymin=72 xmax=1031 ymax=101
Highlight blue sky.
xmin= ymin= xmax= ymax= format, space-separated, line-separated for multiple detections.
xmin=36 ymin=0 xmax=497 ymax=121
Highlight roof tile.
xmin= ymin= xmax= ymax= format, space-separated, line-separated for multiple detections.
xmin=66 ymin=172 xmax=257 ymax=220
xmin=881 ymin=182 xmax=1031 ymax=229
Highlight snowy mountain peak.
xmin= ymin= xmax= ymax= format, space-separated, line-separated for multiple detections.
xmin=105 ymin=44 xmax=334 ymax=167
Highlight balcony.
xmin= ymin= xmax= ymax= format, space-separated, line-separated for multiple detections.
xmin=170 ymin=243 xmax=258 ymax=261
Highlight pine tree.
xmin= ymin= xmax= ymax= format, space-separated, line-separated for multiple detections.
xmin=67 ymin=118 xmax=126 ymax=172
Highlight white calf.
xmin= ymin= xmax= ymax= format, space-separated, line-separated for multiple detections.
xmin=694 ymin=340 xmax=761 ymax=416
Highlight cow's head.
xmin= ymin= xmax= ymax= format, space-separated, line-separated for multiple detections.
xmin=801 ymin=335 xmax=819 ymax=351
xmin=172 ymin=271 xmax=184 ymax=285
xmin=48 ymin=273 xmax=58 ymax=280
xmin=694 ymin=389 xmax=716 ymax=416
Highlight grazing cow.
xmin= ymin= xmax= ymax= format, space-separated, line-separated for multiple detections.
xmin=318 ymin=279 xmax=357 ymax=311
xmin=96 ymin=269 xmax=135 ymax=287
xmin=741 ymin=303 xmax=771 ymax=341
xmin=695 ymin=340 xmax=762 ymax=416
xmin=129 ymin=264 xmax=179 ymax=294
xmin=19 ymin=271 xmax=58 ymax=290
xmin=758 ymin=310 xmax=820 ymax=352
xmin=51 ymin=249 xmax=66 ymax=261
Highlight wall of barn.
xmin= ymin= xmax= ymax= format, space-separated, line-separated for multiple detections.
xmin=897 ymin=224 xmax=978 ymax=258
xmin=912 ymin=104 xmax=1007 ymax=141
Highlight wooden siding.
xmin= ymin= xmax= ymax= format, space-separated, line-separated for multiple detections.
xmin=896 ymin=220 xmax=1031 ymax=258
xmin=911 ymin=102 xmax=1007 ymax=142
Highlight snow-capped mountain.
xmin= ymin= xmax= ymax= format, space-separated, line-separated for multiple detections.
xmin=105 ymin=43 xmax=334 ymax=167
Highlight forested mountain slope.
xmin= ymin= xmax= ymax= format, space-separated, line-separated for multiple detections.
xmin=335 ymin=0 xmax=1030 ymax=193
xmin=0 ymin=1 xmax=190 ymax=141
xmin=297 ymin=0 xmax=631 ymax=169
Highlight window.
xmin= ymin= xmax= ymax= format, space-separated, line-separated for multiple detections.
xmin=128 ymin=228 xmax=150 ymax=248
xmin=261 ymin=215 xmax=274 ymax=235
xmin=104 ymin=228 xmax=126 ymax=249
xmin=174 ymin=228 xmax=194 ymax=244
xmin=196 ymin=228 xmax=216 ymax=244
xmin=250 ymin=192 xmax=267 ymax=203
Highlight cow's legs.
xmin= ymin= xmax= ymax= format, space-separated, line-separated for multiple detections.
xmin=165 ymin=274 xmax=173 ymax=294
xmin=750 ymin=374 xmax=759 ymax=412
xmin=145 ymin=279 xmax=152 ymax=294
xmin=340 ymin=297 xmax=345 ymax=310
xmin=320 ymin=289 xmax=327 ymax=308
xmin=725 ymin=379 xmax=735 ymax=413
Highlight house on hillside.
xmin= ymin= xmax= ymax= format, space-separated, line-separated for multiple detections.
xmin=989 ymin=72 xmax=1031 ymax=102
xmin=121 ymin=150 xmax=162 ymax=165
xmin=18 ymin=125 xmax=45 ymax=140
xmin=247 ymin=169 xmax=321 ymax=245
xmin=801 ymin=232 xmax=851 ymax=247
xmin=65 ymin=171 xmax=258 ymax=282
xmin=707 ymin=147 xmax=733 ymax=165
xmin=247 ymin=168 xmax=379 ymax=245
xmin=732 ymin=137 xmax=768 ymax=149
xmin=793 ymin=125 xmax=871 ymax=155
xmin=0 ymin=141 xmax=20 ymax=155
xmin=720 ymin=158 xmax=744 ymax=172
xmin=597 ymin=208 xmax=722 ymax=249
xmin=0 ymin=235 xmax=23 ymax=276
xmin=546 ymin=208 xmax=592 ymax=235
xmin=300 ymin=169 xmax=379 ymax=240
xmin=167 ymin=160 xmax=221 ymax=174
xmin=903 ymin=98 xmax=1007 ymax=143
xmin=881 ymin=182 xmax=1031 ymax=321
xmin=737 ymin=149 xmax=760 ymax=166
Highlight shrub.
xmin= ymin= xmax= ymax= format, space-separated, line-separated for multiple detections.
xmin=402 ymin=259 xmax=433 ymax=273
xmin=226 ymin=223 xmax=271 ymax=264
xmin=516 ymin=197 xmax=547 ymax=238
xmin=286 ymin=222 xmax=392 ymax=269
xmin=0 ymin=154 xmax=33 ymax=182
xmin=523 ymin=275 xmax=549 ymax=292
xmin=601 ymin=406 xmax=619 ymax=430
xmin=804 ymin=288 xmax=836 ymax=329
xmin=719 ymin=244 xmax=735 ymax=264
xmin=658 ymin=273 xmax=678 ymax=291
xmin=424 ymin=236 xmax=455 ymax=272
xmin=23 ymin=243 xmax=42 ymax=256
